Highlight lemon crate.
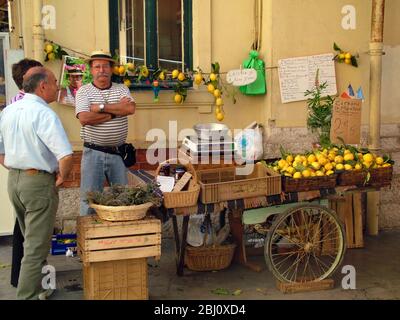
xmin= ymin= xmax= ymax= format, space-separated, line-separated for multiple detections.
xmin=77 ymin=215 xmax=161 ymax=264
xmin=282 ymin=174 xmax=338 ymax=192
xmin=196 ymin=163 xmax=281 ymax=204
xmin=337 ymin=166 xmax=393 ymax=187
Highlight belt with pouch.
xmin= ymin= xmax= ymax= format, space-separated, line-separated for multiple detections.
xmin=84 ymin=142 xmax=120 ymax=155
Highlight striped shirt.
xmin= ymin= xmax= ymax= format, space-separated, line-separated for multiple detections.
xmin=75 ymin=83 xmax=133 ymax=146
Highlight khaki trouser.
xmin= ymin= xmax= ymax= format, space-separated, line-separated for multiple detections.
xmin=7 ymin=169 xmax=59 ymax=300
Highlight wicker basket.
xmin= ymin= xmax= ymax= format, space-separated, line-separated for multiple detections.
xmin=185 ymin=244 xmax=236 ymax=271
xmin=156 ymin=158 xmax=200 ymax=209
xmin=337 ymin=166 xmax=393 ymax=187
xmin=89 ymin=202 xmax=153 ymax=222
xmin=282 ymin=174 xmax=337 ymax=192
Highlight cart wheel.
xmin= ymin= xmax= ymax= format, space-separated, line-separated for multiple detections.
xmin=265 ymin=204 xmax=346 ymax=283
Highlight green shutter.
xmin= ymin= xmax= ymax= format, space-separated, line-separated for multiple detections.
xmin=145 ymin=0 xmax=158 ymax=68
xmin=183 ymin=0 xmax=193 ymax=71
xmin=109 ymin=0 xmax=119 ymax=56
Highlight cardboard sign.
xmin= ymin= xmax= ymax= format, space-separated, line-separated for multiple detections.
xmin=330 ymin=98 xmax=362 ymax=144
xmin=226 ymin=69 xmax=257 ymax=86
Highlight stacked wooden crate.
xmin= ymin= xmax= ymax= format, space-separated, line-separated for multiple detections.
xmin=77 ymin=215 xmax=161 ymax=300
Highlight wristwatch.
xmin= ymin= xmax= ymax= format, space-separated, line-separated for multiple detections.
xmin=99 ymin=104 xmax=105 ymax=113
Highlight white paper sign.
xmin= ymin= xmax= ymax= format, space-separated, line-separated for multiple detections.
xmin=278 ymin=53 xmax=337 ymax=103
xmin=226 ymin=68 xmax=257 ymax=86
xmin=156 ymin=175 xmax=175 ymax=193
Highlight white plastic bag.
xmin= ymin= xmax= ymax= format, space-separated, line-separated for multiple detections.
xmin=234 ymin=123 xmax=263 ymax=162
xmin=187 ymin=215 xmax=213 ymax=247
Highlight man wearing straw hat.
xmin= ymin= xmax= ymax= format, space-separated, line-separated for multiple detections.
xmin=75 ymin=51 xmax=136 ymax=215
xmin=59 ymin=65 xmax=84 ymax=105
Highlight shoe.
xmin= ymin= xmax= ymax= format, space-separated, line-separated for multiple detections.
xmin=38 ymin=288 xmax=55 ymax=300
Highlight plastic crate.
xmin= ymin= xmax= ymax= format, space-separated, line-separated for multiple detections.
xmin=51 ymin=233 xmax=77 ymax=255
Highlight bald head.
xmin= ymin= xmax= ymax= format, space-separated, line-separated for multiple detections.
xmin=22 ymin=67 xmax=59 ymax=103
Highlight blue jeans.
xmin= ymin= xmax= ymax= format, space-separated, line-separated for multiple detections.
xmin=80 ymin=147 xmax=128 ymax=215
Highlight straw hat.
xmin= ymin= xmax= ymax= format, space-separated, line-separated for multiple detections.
xmin=85 ymin=50 xmax=116 ymax=64
xmin=66 ymin=67 xmax=84 ymax=76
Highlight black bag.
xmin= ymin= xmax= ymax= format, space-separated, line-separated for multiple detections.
xmin=118 ymin=143 xmax=136 ymax=167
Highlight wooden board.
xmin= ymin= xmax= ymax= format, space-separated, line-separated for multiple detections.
xmin=277 ymin=279 xmax=334 ymax=294
xmin=352 ymin=193 xmax=364 ymax=248
xmin=84 ymin=234 xmax=161 ymax=251
xmin=80 ymin=245 xmax=161 ymax=263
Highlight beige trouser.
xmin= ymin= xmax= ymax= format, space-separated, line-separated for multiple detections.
xmin=7 ymin=169 xmax=59 ymax=300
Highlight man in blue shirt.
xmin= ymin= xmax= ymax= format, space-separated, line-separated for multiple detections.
xmin=0 ymin=66 xmax=73 ymax=300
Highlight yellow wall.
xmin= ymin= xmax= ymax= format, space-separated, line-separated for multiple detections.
xmin=12 ymin=0 xmax=400 ymax=149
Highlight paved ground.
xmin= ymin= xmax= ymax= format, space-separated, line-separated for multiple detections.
xmin=1 ymin=230 xmax=400 ymax=300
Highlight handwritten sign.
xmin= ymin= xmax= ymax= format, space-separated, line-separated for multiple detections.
xmin=278 ymin=53 xmax=337 ymax=103
xmin=226 ymin=69 xmax=257 ymax=86
xmin=330 ymin=98 xmax=362 ymax=144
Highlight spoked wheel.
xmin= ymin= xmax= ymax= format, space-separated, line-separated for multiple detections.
xmin=265 ymin=204 xmax=346 ymax=283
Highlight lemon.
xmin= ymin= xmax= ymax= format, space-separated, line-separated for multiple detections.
xmin=159 ymin=72 xmax=165 ymax=80
xmin=284 ymin=173 xmax=293 ymax=177
xmin=307 ymin=154 xmax=317 ymax=163
xmin=344 ymin=153 xmax=355 ymax=161
xmin=358 ymin=153 xmax=363 ymax=161
xmin=336 ymin=163 xmax=344 ymax=171
xmin=287 ymin=166 xmax=295 ymax=175
xmin=345 ymin=52 xmax=352 ymax=59
xmin=210 ymin=73 xmax=217 ymax=81
xmin=293 ymin=172 xmax=302 ymax=179
xmin=216 ymin=112 xmax=224 ymax=121
xmin=310 ymin=172 xmax=316 ymax=177
xmin=194 ymin=73 xmax=202 ymax=85
xmin=45 ymin=43 xmax=53 ymax=54
xmin=294 ymin=155 xmax=302 ymax=163
xmin=382 ymin=163 xmax=391 ymax=167
xmin=113 ymin=66 xmax=120 ymax=75
xmin=207 ymin=83 xmax=215 ymax=93
xmin=278 ymin=159 xmax=288 ymax=169
xmin=324 ymin=163 xmax=333 ymax=171
xmin=376 ymin=157 xmax=384 ymax=165
xmin=316 ymin=170 xmax=324 ymax=177
xmin=318 ymin=157 xmax=328 ymax=166
xmin=302 ymin=170 xmax=311 ymax=178
xmin=326 ymin=170 xmax=334 ymax=176
xmin=354 ymin=163 xmax=362 ymax=170
xmin=127 ymin=62 xmax=135 ymax=71
xmin=216 ymin=98 xmax=223 ymax=106
xmin=345 ymin=58 xmax=352 ymax=64
xmin=178 ymin=72 xmax=186 ymax=81
xmin=302 ymin=160 xmax=308 ymax=167
xmin=311 ymin=162 xmax=321 ymax=170
xmin=363 ymin=161 xmax=371 ymax=169
xmin=215 ymin=107 xmax=221 ymax=115
xmin=286 ymin=155 xmax=294 ymax=163
xmin=344 ymin=164 xmax=353 ymax=171
xmin=213 ymin=89 xmax=221 ymax=98
xmin=123 ymin=79 xmax=131 ymax=87
xmin=363 ymin=153 xmax=373 ymax=163
xmin=338 ymin=53 xmax=345 ymax=60
xmin=48 ymin=52 xmax=56 ymax=60
xmin=273 ymin=166 xmax=279 ymax=172
xmin=118 ymin=65 xmax=126 ymax=75
xmin=328 ymin=153 xmax=336 ymax=161
xmin=174 ymin=94 xmax=183 ymax=103
xmin=344 ymin=149 xmax=351 ymax=155
xmin=172 ymin=69 xmax=179 ymax=78
xmin=334 ymin=155 xmax=344 ymax=164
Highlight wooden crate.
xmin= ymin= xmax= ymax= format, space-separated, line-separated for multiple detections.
xmin=329 ymin=193 xmax=364 ymax=249
xmin=337 ymin=166 xmax=393 ymax=187
xmin=197 ymin=163 xmax=281 ymax=204
xmin=77 ymin=215 xmax=161 ymax=263
xmin=83 ymin=258 xmax=148 ymax=300
xmin=277 ymin=279 xmax=334 ymax=294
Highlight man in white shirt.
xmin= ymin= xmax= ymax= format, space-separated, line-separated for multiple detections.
xmin=0 ymin=67 xmax=73 ymax=300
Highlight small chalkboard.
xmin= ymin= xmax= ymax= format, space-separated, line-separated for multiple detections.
xmin=330 ymin=97 xmax=362 ymax=144
xmin=226 ymin=69 xmax=257 ymax=86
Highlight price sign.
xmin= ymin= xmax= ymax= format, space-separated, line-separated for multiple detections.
xmin=226 ymin=69 xmax=257 ymax=86
xmin=330 ymin=97 xmax=362 ymax=144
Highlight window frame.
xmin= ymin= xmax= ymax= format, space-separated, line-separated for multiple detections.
xmin=109 ymin=0 xmax=193 ymax=90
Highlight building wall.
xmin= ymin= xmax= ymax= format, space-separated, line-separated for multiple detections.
xmin=7 ymin=0 xmax=400 ymax=230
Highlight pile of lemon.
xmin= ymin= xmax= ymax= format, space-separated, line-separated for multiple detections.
xmin=269 ymin=147 xmax=392 ymax=179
